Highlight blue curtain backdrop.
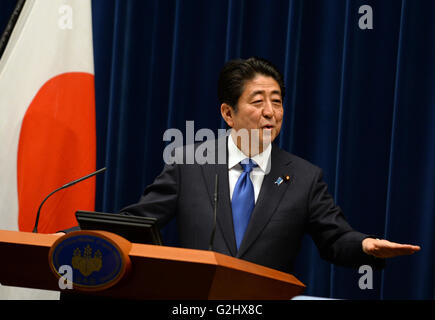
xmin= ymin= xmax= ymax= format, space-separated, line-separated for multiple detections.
xmin=1 ymin=0 xmax=434 ymax=299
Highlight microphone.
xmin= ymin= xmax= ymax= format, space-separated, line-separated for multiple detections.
xmin=32 ymin=167 xmax=107 ymax=233
xmin=208 ymin=173 xmax=219 ymax=250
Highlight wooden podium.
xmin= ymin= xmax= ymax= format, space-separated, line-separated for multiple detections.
xmin=0 ymin=230 xmax=305 ymax=299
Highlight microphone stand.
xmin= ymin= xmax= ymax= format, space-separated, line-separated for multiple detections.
xmin=32 ymin=167 xmax=106 ymax=233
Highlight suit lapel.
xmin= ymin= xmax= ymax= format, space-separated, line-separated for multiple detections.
xmin=200 ymin=136 xmax=237 ymax=256
xmin=236 ymin=144 xmax=293 ymax=258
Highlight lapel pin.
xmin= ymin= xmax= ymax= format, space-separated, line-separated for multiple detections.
xmin=274 ymin=177 xmax=283 ymax=186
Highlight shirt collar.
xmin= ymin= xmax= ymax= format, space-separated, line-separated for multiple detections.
xmin=227 ymin=131 xmax=272 ymax=173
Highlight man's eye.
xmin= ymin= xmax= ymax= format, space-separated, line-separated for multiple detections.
xmin=252 ymin=100 xmax=262 ymax=104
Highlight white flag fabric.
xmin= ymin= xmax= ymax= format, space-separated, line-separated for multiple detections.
xmin=0 ymin=0 xmax=96 ymax=299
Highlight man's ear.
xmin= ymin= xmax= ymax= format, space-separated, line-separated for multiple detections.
xmin=220 ymin=103 xmax=234 ymax=128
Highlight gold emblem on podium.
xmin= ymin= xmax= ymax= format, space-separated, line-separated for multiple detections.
xmin=71 ymin=244 xmax=102 ymax=277
xmin=49 ymin=230 xmax=132 ymax=291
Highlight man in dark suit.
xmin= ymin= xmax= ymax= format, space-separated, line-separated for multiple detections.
xmin=121 ymin=57 xmax=420 ymax=274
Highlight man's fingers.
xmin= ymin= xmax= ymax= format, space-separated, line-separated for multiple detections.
xmin=371 ymin=240 xmax=421 ymax=258
xmin=363 ymin=238 xmax=421 ymax=258
xmin=378 ymin=241 xmax=420 ymax=251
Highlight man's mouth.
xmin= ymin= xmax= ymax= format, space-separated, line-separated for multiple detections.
xmin=262 ymin=125 xmax=274 ymax=129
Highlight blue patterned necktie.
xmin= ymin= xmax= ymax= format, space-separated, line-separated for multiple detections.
xmin=232 ymin=158 xmax=257 ymax=250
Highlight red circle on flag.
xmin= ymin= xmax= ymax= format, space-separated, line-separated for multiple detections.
xmin=17 ymin=72 xmax=96 ymax=233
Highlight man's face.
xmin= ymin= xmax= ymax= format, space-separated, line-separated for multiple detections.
xmin=221 ymin=74 xmax=284 ymax=154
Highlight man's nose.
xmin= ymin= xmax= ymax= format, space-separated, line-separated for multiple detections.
xmin=262 ymin=100 xmax=274 ymax=118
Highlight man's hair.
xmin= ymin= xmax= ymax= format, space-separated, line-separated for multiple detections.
xmin=217 ymin=57 xmax=285 ymax=111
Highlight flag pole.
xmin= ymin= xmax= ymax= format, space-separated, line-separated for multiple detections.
xmin=0 ymin=0 xmax=26 ymax=60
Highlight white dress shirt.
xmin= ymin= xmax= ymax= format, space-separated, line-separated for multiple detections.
xmin=227 ymin=133 xmax=272 ymax=203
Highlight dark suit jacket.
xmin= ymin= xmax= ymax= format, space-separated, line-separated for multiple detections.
xmin=121 ymin=137 xmax=384 ymax=273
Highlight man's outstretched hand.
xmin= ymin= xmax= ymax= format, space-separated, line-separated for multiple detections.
xmin=362 ymin=238 xmax=421 ymax=258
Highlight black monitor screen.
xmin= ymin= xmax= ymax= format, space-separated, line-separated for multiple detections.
xmin=75 ymin=211 xmax=162 ymax=245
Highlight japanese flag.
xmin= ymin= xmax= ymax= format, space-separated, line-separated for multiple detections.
xmin=0 ymin=0 xmax=96 ymax=299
